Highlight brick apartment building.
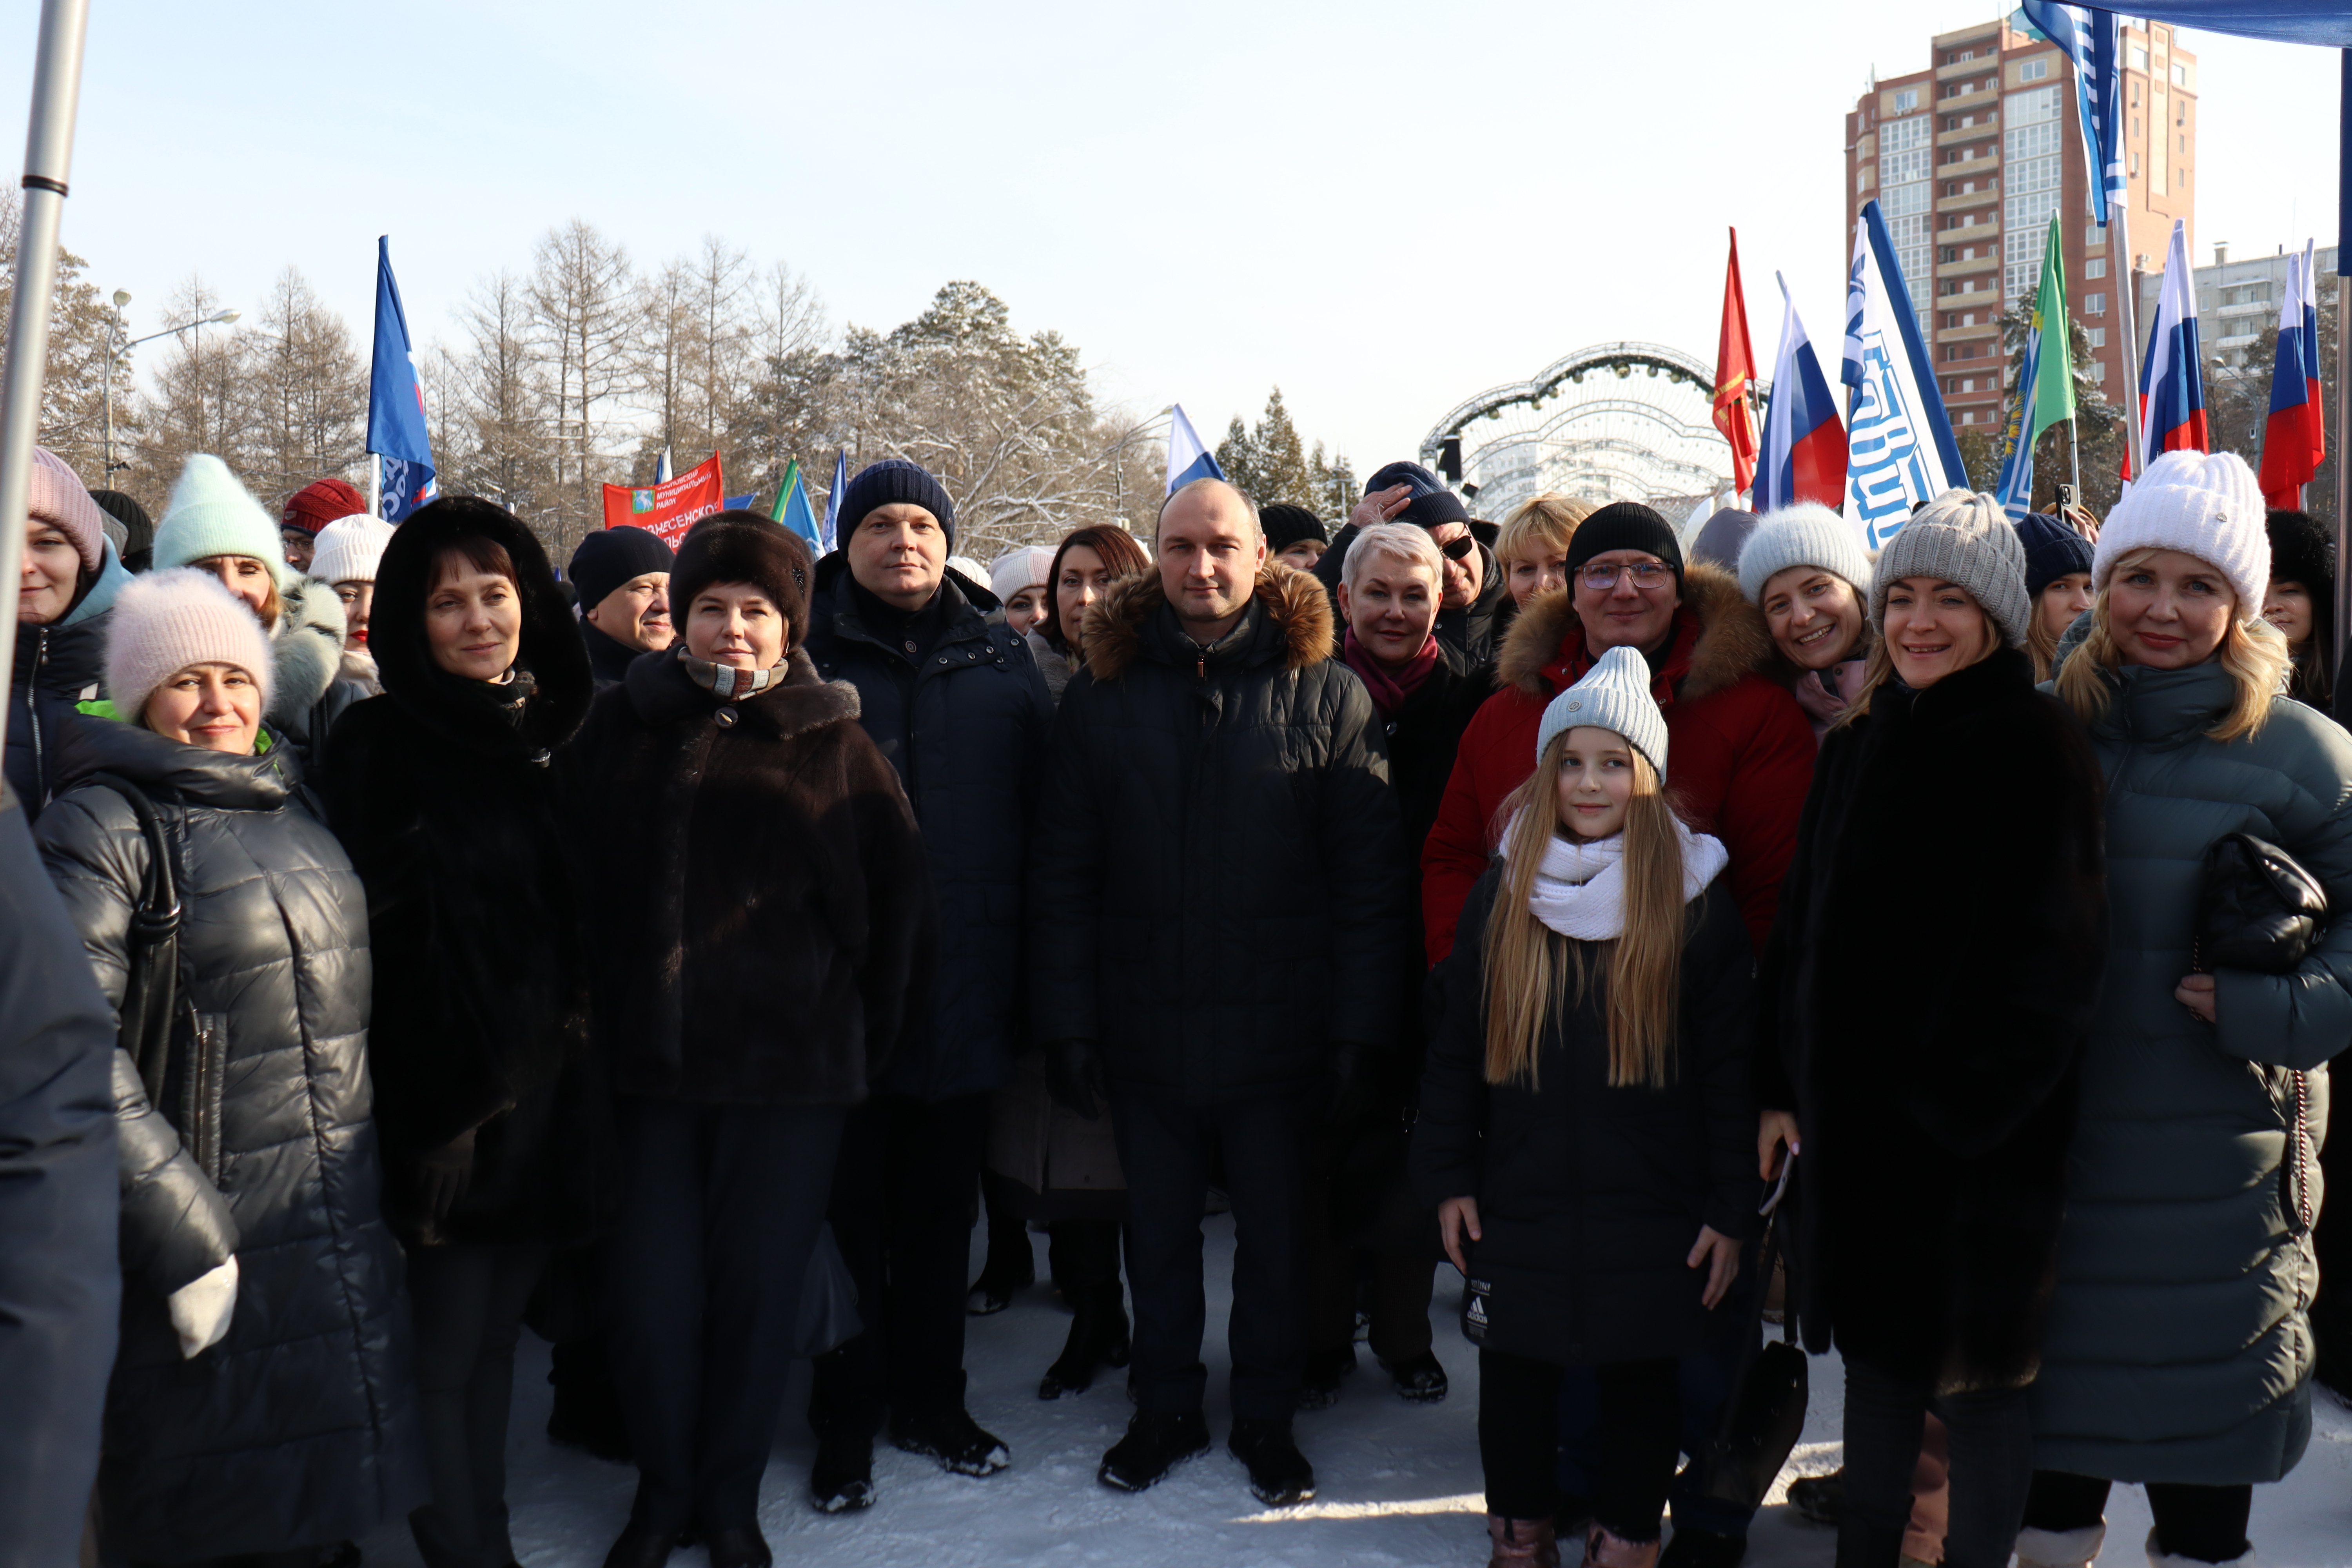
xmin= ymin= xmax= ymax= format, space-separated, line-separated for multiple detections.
xmin=1846 ymin=13 xmax=2196 ymax=432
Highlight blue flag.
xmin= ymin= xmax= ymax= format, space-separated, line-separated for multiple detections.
xmin=820 ymin=448 xmax=848 ymax=554
xmin=724 ymin=492 xmax=756 ymax=511
xmin=367 ymin=237 xmax=436 ymax=522
xmin=2020 ymin=4 xmax=2127 ymax=225
xmin=1841 ymin=201 xmax=1965 ymax=546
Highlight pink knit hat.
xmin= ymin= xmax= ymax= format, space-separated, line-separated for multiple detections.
xmin=105 ymin=568 xmax=276 ymax=724
xmin=29 ymin=447 xmax=108 ymax=573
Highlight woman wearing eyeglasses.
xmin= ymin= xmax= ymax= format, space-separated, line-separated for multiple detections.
xmin=1421 ymin=502 xmax=1816 ymax=967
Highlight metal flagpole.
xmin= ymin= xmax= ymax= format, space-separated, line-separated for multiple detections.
xmin=0 ymin=0 xmax=91 ymax=766
xmin=369 ymin=451 xmax=382 ymax=519
xmin=2333 ymin=51 xmax=2351 ymax=674
xmin=2114 ymin=205 xmax=2148 ymax=481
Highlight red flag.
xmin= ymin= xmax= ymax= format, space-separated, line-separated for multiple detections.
xmin=601 ymin=453 xmax=726 ymax=546
xmin=1714 ymin=229 xmax=1761 ymax=497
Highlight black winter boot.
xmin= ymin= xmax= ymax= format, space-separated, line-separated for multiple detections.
xmin=1380 ymin=1349 xmax=1448 ymax=1403
xmin=1297 ymin=1345 xmax=1356 ymax=1411
xmin=1098 ymin=1411 xmax=1212 ymax=1492
xmin=967 ymin=1200 xmax=1036 ymax=1315
xmin=891 ymin=1406 xmax=1011 ymax=1476
xmin=1039 ymin=1282 xmax=1131 ymax=1399
xmin=1228 ymin=1417 xmax=1316 ymax=1506
xmin=1659 ymin=1527 xmax=1748 ymax=1568
xmin=809 ymin=1430 xmax=876 ymax=1513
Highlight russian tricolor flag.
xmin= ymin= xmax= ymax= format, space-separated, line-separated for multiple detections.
xmin=1165 ymin=403 xmax=1226 ymax=494
xmin=1755 ymin=275 xmax=1847 ymax=513
xmin=2258 ymin=241 xmax=2325 ymax=509
xmin=2137 ymin=220 xmax=2208 ymax=467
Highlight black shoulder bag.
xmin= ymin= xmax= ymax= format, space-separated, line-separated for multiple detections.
xmin=1695 ymin=1158 xmax=1810 ymax=1510
xmin=85 ymin=771 xmax=182 ymax=1105
xmin=2194 ymin=831 xmax=2330 ymax=1235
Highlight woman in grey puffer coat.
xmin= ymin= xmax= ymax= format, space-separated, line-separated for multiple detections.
xmin=2025 ymin=452 xmax=2352 ymax=1568
xmin=35 ymin=568 xmax=420 ymax=1563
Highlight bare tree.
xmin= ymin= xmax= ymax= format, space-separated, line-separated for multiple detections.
xmin=439 ymin=268 xmax=566 ymax=549
xmin=0 ymin=186 xmax=136 ymax=484
xmin=527 ymin=220 xmax=635 ymax=539
xmin=132 ymin=276 xmax=259 ymax=510
xmin=631 ymin=257 xmax=693 ymax=476
xmin=246 ymin=267 xmax=366 ymax=507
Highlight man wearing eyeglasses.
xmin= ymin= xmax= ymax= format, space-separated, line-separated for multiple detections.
xmin=1419 ymin=500 xmax=1815 ymax=968
xmin=1311 ymin=463 xmax=1514 ymax=667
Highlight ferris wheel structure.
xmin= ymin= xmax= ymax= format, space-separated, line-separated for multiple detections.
xmin=1418 ymin=341 xmax=1764 ymax=522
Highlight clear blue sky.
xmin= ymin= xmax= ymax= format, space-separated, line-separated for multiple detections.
xmin=4 ymin=0 xmax=2340 ymax=479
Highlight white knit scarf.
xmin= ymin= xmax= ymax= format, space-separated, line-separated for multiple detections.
xmin=1509 ymin=809 xmax=1730 ymax=941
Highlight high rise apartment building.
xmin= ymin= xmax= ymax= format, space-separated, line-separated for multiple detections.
xmin=1846 ymin=13 xmax=2196 ymax=432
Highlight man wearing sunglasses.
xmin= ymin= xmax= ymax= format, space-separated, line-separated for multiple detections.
xmin=1421 ymin=499 xmax=1814 ymax=968
xmin=1311 ymin=462 xmax=1514 ymax=667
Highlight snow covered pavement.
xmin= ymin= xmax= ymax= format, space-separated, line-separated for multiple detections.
xmin=359 ymin=1215 xmax=2352 ymax=1567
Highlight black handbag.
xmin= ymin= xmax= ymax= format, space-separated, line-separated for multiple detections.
xmin=1693 ymin=1161 xmax=1810 ymax=1510
xmin=86 ymin=771 xmax=183 ymax=1103
xmin=2196 ymin=831 xmax=2327 ymax=975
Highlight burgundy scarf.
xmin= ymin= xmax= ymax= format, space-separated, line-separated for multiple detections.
xmin=1342 ymin=629 xmax=1442 ymax=720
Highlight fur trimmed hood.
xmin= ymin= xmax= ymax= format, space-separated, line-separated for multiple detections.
xmin=1081 ymin=564 xmax=1333 ymax=683
xmin=1496 ymin=559 xmax=1772 ymax=705
xmin=266 ymin=576 xmax=348 ymax=728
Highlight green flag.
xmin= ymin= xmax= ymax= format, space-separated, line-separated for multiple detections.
xmin=2026 ymin=213 xmax=2074 ymax=448
xmin=767 ymin=458 xmax=802 ymax=524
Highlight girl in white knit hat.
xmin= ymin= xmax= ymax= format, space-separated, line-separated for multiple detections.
xmin=32 ymin=566 xmax=418 ymax=1560
xmin=1412 ymin=644 xmax=1751 ymax=1568
xmin=2026 ymin=449 xmax=2352 ymax=1568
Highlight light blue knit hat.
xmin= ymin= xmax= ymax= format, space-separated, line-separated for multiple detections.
xmin=152 ymin=454 xmax=292 ymax=591
xmin=1535 ymin=644 xmax=1668 ymax=778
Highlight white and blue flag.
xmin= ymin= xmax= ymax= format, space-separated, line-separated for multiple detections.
xmin=1840 ymin=200 xmax=1965 ymax=548
xmin=2020 ymin=2 xmax=2127 ymax=224
xmin=1164 ymin=403 xmax=1226 ymax=495
xmin=820 ymin=447 xmax=849 ymax=554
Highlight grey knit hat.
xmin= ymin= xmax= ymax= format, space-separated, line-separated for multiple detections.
xmin=1536 ymin=644 xmax=1668 ymax=778
xmin=1869 ymin=489 xmax=2032 ymax=648
xmin=1737 ymin=502 xmax=1875 ymax=605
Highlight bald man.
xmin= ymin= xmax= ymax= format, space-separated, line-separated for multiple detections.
xmin=1025 ymin=478 xmax=1413 ymax=1508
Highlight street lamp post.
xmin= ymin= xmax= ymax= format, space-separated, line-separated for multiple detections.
xmin=1105 ymin=405 xmax=1173 ymax=529
xmin=102 ymin=298 xmax=237 ymax=480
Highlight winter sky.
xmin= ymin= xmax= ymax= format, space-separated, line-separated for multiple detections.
xmin=3 ymin=0 xmax=2341 ymax=484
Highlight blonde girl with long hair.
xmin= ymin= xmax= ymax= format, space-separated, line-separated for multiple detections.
xmin=1412 ymin=645 xmax=1757 ymax=1568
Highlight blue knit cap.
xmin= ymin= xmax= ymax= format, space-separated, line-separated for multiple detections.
xmin=2012 ymin=511 xmax=2095 ymax=599
xmin=1365 ymin=460 xmax=1470 ymax=529
xmin=837 ymin=459 xmax=955 ymax=546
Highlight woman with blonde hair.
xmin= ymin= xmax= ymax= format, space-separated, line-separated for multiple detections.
xmin=1494 ymin=494 xmax=1595 ymax=608
xmin=1756 ymin=490 xmax=2107 ymax=1568
xmin=1414 ymin=644 xmax=1756 ymax=1568
xmin=2020 ymin=451 xmax=2352 ymax=1568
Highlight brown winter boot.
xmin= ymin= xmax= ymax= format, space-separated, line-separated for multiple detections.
xmin=1486 ymin=1515 xmax=1561 ymax=1568
xmin=1586 ymin=1523 xmax=1662 ymax=1568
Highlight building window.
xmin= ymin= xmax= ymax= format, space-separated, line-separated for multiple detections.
xmin=2130 ymin=150 xmax=2140 ymax=174
xmin=2090 ymin=361 xmax=2107 ymax=383
xmin=2086 ymin=292 xmax=2106 ymax=314
xmin=2131 ymin=81 xmax=2141 ymax=107
xmin=2088 ymin=327 xmax=2106 ymax=347
xmin=1895 ymin=88 xmax=1918 ymax=112
xmin=2087 ymin=225 xmax=2105 ymax=248
xmin=2019 ymin=59 xmax=2049 ymax=82
xmin=2131 ymin=46 xmax=2149 ymax=70
xmin=2171 ymin=63 xmax=2188 ymax=85
xmin=2086 ymin=258 xmax=2106 ymax=278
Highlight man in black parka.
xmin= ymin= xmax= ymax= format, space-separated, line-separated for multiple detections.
xmin=800 ymin=459 xmax=1055 ymax=1508
xmin=1028 ymin=477 xmax=1414 ymax=1508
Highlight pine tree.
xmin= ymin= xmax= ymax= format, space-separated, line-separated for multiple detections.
xmin=1216 ymin=387 xmax=1353 ymax=519
xmin=0 ymin=186 xmax=136 ymax=484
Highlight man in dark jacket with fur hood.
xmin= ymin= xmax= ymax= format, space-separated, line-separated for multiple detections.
xmin=800 ymin=459 xmax=1054 ymax=1507
xmin=1028 ymin=477 xmax=1414 ymax=1508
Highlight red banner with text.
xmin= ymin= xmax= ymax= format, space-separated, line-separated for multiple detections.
xmin=601 ymin=454 xmax=725 ymax=545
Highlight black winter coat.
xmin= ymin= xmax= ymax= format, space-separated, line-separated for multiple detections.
xmin=1313 ymin=527 xmax=1517 ymax=667
xmin=7 ymin=601 xmax=109 ymax=823
xmin=568 ymin=646 xmax=933 ymax=1105
xmin=319 ymin=500 xmax=608 ymax=1250
xmin=1756 ymin=646 xmax=2107 ymax=1393
xmin=804 ymin=557 xmax=1054 ymax=1101
xmin=1381 ymin=641 xmax=1495 ymax=969
xmin=1412 ymin=867 xmax=1759 ymax=1365
xmin=36 ymin=717 xmax=421 ymax=1560
xmin=0 ymin=795 xmax=119 ymax=1568
xmin=582 ymin=616 xmax=643 ymax=689
xmin=1027 ymin=567 xmax=1415 ymax=1102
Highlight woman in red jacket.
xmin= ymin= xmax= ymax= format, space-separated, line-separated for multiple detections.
xmin=1419 ymin=503 xmax=1815 ymax=965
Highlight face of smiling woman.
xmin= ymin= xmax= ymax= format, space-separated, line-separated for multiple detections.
xmin=1760 ymin=566 xmax=1864 ymax=671
xmin=1882 ymin=575 xmax=1997 ymax=689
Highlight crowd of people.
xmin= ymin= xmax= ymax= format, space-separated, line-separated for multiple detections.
xmin=3 ymin=434 xmax=2349 ymax=1568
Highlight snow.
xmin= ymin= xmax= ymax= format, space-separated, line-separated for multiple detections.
xmin=357 ymin=1215 xmax=2352 ymax=1567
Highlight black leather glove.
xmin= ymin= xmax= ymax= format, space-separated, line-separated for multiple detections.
xmin=1324 ymin=1042 xmax=1387 ymax=1129
xmin=1044 ymin=1039 xmax=1107 ymax=1121
xmin=417 ymin=1126 xmax=477 ymax=1223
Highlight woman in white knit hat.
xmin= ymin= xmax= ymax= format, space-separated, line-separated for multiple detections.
xmin=1736 ymin=501 xmax=1876 ymax=742
xmin=989 ymin=545 xmax=1055 ymax=639
xmin=309 ymin=512 xmax=397 ymax=695
xmin=1755 ymin=488 xmax=2108 ymax=1568
xmin=149 ymin=453 xmax=367 ymax=760
xmin=2022 ymin=450 xmax=2352 ymax=1568
xmin=1412 ymin=644 xmax=1753 ymax=1568
xmin=33 ymin=567 xmax=419 ymax=1561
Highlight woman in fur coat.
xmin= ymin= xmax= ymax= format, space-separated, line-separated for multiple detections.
xmin=1756 ymin=492 xmax=2107 ymax=1568
xmin=319 ymin=496 xmax=607 ymax=1568
xmin=570 ymin=514 xmax=931 ymax=1568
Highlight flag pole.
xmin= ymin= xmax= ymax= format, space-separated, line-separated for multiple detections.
xmin=368 ymin=451 xmax=382 ymax=520
xmin=0 ymin=0 xmax=90 ymax=762
xmin=2334 ymin=49 xmax=2351 ymax=675
xmin=2115 ymin=206 xmax=2148 ymax=479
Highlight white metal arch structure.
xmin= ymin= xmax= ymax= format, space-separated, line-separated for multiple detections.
xmin=1419 ymin=342 xmax=1760 ymax=521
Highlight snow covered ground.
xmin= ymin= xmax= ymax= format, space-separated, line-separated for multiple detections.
xmin=358 ymin=1216 xmax=2352 ymax=1568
